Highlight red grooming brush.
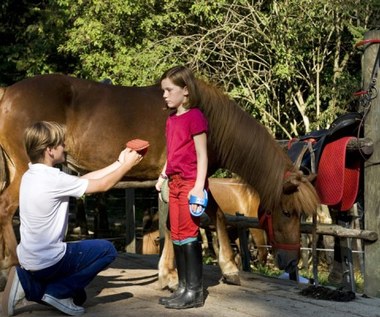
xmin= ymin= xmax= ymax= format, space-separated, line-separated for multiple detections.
xmin=126 ymin=139 xmax=150 ymax=156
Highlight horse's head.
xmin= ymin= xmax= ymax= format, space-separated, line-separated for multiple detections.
xmin=260 ymin=170 xmax=319 ymax=274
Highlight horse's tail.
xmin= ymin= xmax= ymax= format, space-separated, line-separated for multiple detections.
xmin=0 ymin=87 xmax=5 ymax=104
xmin=0 ymin=88 xmax=9 ymax=193
xmin=196 ymin=79 xmax=287 ymax=212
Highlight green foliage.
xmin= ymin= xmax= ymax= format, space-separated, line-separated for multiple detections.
xmin=0 ymin=0 xmax=378 ymax=138
xmin=211 ymin=169 xmax=234 ymax=178
xmin=181 ymin=0 xmax=374 ymax=136
xmin=0 ymin=0 xmax=79 ymax=85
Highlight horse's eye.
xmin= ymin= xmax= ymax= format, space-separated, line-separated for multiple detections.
xmin=282 ymin=210 xmax=291 ymax=217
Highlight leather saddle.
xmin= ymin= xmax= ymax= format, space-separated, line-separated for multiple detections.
xmin=287 ymin=112 xmax=363 ymax=211
xmin=287 ymin=112 xmax=363 ymax=174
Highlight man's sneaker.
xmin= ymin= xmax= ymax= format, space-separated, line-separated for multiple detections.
xmin=1 ymin=266 xmax=26 ymax=316
xmin=42 ymin=294 xmax=85 ymax=316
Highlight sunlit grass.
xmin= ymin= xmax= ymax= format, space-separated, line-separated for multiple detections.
xmin=203 ymin=243 xmax=365 ymax=293
xmin=250 ymin=256 xmax=364 ymax=293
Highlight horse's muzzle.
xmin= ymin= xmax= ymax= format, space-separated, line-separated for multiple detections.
xmin=274 ymin=249 xmax=299 ymax=272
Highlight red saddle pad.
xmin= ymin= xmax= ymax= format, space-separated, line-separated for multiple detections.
xmin=315 ymin=136 xmax=360 ymax=211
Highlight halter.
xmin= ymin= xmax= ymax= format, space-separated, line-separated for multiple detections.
xmin=258 ymin=209 xmax=301 ymax=251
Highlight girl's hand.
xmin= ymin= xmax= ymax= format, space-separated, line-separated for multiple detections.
xmin=188 ymin=187 xmax=207 ymax=214
xmin=188 ymin=187 xmax=204 ymax=200
xmin=155 ymin=177 xmax=164 ymax=192
xmin=156 ymin=177 xmax=167 ymax=202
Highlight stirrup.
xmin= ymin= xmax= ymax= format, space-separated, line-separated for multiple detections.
xmin=188 ymin=190 xmax=208 ymax=217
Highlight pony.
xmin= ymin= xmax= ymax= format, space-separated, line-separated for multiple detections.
xmin=0 ymin=74 xmax=319 ymax=288
xmin=141 ymin=177 xmax=267 ymax=286
xmin=205 ymin=177 xmax=267 ymax=267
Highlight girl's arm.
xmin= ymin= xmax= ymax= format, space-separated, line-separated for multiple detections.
xmin=189 ymin=132 xmax=208 ymax=199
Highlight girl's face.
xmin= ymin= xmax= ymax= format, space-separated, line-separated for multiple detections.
xmin=161 ymin=78 xmax=188 ymax=111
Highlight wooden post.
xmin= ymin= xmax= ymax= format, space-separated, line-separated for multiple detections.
xmin=362 ymin=30 xmax=380 ymax=297
xmin=236 ymin=213 xmax=251 ymax=272
xmin=311 ymin=213 xmax=319 ymax=286
xmin=125 ymin=188 xmax=136 ymax=253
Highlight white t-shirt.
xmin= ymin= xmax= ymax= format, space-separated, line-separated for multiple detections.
xmin=17 ymin=163 xmax=88 ymax=271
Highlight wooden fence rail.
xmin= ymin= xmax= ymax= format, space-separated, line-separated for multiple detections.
xmin=277 ymin=137 xmax=373 ymax=156
xmin=223 ymin=214 xmax=378 ymax=242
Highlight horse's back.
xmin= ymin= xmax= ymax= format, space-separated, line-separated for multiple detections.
xmin=1 ymin=74 xmax=165 ymax=124
xmin=0 ymin=74 xmax=168 ymax=179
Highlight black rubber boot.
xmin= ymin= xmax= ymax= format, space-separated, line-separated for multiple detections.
xmin=165 ymin=241 xmax=204 ymax=309
xmin=158 ymin=244 xmax=186 ymax=305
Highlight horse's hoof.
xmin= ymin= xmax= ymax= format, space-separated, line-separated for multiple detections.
xmin=158 ymin=271 xmax=178 ymax=291
xmin=221 ymin=274 xmax=241 ymax=286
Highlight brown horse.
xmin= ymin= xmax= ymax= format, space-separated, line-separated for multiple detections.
xmin=207 ymin=177 xmax=267 ymax=266
xmin=0 ymin=74 xmax=319 ymax=289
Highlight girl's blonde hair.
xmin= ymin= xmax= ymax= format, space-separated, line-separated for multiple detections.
xmin=160 ymin=65 xmax=200 ymax=109
xmin=24 ymin=121 xmax=66 ymax=163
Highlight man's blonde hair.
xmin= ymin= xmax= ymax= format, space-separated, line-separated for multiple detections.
xmin=24 ymin=121 xmax=66 ymax=163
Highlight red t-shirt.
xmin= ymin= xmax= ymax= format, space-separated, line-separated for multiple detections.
xmin=165 ymin=108 xmax=208 ymax=180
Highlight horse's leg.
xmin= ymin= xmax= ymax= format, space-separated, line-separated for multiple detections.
xmin=299 ymin=213 xmax=312 ymax=270
xmin=0 ymin=184 xmax=22 ymax=290
xmin=211 ymin=231 xmax=219 ymax=256
xmin=158 ymin=228 xmax=178 ymax=290
xmin=199 ymin=228 xmax=209 ymax=255
xmin=249 ymin=228 xmax=268 ymax=266
xmin=215 ymin=208 xmax=241 ymax=285
xmin=299 ymin=233 xmax=311 ymax=270
xmin=0 ymin=220 xmax=18 ymax=290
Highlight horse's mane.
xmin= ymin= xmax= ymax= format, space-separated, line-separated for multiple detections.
xmin=197 ymin=80 xmax=293 ymax=212
xmin=281 ymin=179 xmax=319 ymax=217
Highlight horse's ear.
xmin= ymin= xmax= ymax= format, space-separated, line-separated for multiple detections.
xmin=283 ymin=170 xmax=317 ymax=195
xmin=283 ymin=178 xmax=300 ymax=194
xmin=306 ymin=173 xmax=317 ymax=183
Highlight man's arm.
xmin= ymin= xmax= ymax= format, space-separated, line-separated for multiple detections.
xmin=82 ymin=148 xmax=142 ymax=194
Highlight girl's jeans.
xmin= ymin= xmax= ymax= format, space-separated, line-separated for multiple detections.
xmin=16 ymin=239 xmax=117 ymax=303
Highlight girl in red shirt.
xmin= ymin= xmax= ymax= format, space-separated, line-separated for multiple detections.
xmin=155 ymin=66 xmax=208 ymax=309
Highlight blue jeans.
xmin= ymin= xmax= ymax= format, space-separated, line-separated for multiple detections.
xmin=16 ymin=239 xmax=117 ymax=303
